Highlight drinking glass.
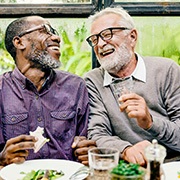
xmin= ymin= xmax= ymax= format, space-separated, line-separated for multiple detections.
xmin=88 ymin=147 xmax=119 ymax=180
xmin=111 ymin=77 xmax=134 ymax=105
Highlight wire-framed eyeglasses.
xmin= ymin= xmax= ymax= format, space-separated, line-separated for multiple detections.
xmin=86 ymin=27 xmax=130 ymax=47
xmin=18 ymin=24 xmax=59 ymax=37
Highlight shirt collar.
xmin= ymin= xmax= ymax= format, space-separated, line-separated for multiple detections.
xmin=12 ymin=66 xmax=55 ymax=90
xmin=103 ymin=53 xmax=146 ymax=87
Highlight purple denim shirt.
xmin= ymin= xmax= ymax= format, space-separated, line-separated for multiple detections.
xmin=0 ymin=67 xmax=89 ymax=161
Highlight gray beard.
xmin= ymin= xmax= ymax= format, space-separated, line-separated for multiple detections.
xmin=27 ymin=49 xmax=61 ymax=70
xmin=98 ymin=43 xmax=132 ymax=74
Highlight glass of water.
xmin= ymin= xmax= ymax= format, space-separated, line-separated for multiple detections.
xmin=88 ymin=147 xmax=119 ymax=180
xmin=111 ymin=77 xmax=134 ymax=105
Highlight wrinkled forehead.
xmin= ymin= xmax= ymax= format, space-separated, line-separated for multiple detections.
xmin=91 ymin=13 xmax=122 ymax=34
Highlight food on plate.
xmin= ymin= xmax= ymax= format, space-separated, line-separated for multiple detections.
xmin=30 ymin=127 xmax=49 ymax=153
xmin=111 ymin=160 xmax=146 ymax=179
xmin=20 ymin=169 xmax=64 ymax=180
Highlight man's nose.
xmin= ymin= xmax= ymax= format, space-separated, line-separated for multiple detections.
xmin=50 ymin=34 xmax=61 ymax=43
xmin=97 ymin=36 xmax=107 ymax=47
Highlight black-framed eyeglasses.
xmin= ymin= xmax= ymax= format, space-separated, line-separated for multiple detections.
xmin=86 ymin=27 xmax=130 ymax=47
xmin=18 ymin=24 xmax=59 ymax=37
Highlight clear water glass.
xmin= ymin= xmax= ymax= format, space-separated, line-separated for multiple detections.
xmin=88 ymin=147 xmax=119 ymax=180
xmin=111 ymin=77 xmax=134 ymax=105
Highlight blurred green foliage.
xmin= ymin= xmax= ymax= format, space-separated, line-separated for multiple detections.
xmin=0 ymin=28 xmax=15 ymax=74
xmin=135 ymin=19 xmax=180 ymax=65
xmin=59 ymin=23 xmax=91 ymax=76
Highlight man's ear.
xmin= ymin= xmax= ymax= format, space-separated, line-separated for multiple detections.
xmin=129 ymin=29 xmax=137 ymax=46
xmin=12 ymin=36 xmax=26 ymax=50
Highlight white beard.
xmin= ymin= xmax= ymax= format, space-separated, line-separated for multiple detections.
xmin=27 ymin=48 xmax=61 ymax=70
xmin=98 ymin=42 xmax=132 ymax=74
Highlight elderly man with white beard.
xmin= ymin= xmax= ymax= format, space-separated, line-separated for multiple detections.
xmin=84 ymin=7 xmax=180 ymax=167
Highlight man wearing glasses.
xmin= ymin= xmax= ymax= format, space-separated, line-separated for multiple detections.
xmin=0 ymin=16 xmax=96 ymax=167
xmin=84 ymin=7 xmax=180 ymax=166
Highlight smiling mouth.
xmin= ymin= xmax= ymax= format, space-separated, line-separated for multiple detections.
xmin=47 ymin=45 xmax=61 ymax=57
xmin=48 ymin=46 xmax=60 ymax=52
xmin=100 ymin=49 xmax=114 ymax=57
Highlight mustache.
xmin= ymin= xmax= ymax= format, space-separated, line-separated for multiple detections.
xmin=98 ymin=44 xmax=114 ymax=54
xmin=28 ymin=49 xmax=60 ymax=70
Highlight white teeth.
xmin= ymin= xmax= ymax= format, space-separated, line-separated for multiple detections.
xmin=102 ymin=49 xmax=113 ymax=56
xmin=48 ymin=46 xmax=60 ymax=51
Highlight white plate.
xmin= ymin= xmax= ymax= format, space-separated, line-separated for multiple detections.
xmin=162 ymin=161 xmax=180 ymax=180
xmin=0 ymin=159 xmax=86 ymax=180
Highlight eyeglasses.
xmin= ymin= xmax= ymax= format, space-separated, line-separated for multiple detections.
xmin=18 ymin=24 xmax=59 ymax=37
xmin=86 ymin=27 xmax=130 ymax=47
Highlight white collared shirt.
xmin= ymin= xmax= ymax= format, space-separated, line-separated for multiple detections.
xmin=103 ymin=53 xmax=146 ymax=87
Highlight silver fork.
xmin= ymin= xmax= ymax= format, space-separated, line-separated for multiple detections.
xmin=69 ymin=166 xmax=89 ymax=180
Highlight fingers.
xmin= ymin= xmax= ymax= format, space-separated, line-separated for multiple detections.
xmin=10 ymin=156 xmax=26 ymax=164
xmin=76 ymin=154 xmax=89 ymax=166
xmin=72 ymin=136 xmax=96 ymax=148
xmin=72 ymin=137 xmax=96 ymax=165
xmin=76 ymin=140 xmax=96 ymax=148
xmin=0 ymin=149 xmax=28 ymax=166
xmin=72 ymin=136 xmax=86 ymax=148
xmin=123 ymin=147 xmax=146 ymax=166
xmin=6 ymin=135 xmax=36 ymax=147
xmin=122 ymin=141 xmax=151 ymax=166
xmin=74 ymin=144 xmax=96 ymax=158
xmin=119 ymin=93 xmax=152 ymax=129
xmin=119 ymin=93 xmax=143 ymax=112
xmin=5 ymin=135 xmax=36 ymax=153
xmin=74 ymin=146 xmax=94 ymax=166
xmin=0 ymin=135 xmax=36 ymax=166
xmin=74 ymin=146 xmax=88 ymax=156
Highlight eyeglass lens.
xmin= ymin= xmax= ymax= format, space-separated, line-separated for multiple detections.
xmin=45 ymin=24 xmax=58 ymax=36
xmin=88 ymin=28 xmax=113 ymax=47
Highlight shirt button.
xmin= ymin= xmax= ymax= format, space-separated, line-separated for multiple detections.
xmin=22 ymin=85 xmax=25 ymax=89
xmin=37 ymin=117 xmax=42 ymax=122
xmin=62 ymin=114 xmax=66 ymax=117
xmin=36 ymin=95 xmax=39 ymax=100
xmin=11 ymin=117 xmax=15 ymax=121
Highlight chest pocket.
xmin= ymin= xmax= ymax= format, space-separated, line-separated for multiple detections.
xmin=2 ymin=113 xmax=28 ymax=140
xmin=50 ymin=110 xmax=76 ymax=141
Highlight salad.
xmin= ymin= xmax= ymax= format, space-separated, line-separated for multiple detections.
xmin=111 ymin=160 xmax=145 ymax=176
xmin=20 ymin=169 xmax=64 ymax=180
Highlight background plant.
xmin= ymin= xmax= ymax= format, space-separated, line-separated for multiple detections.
xmin=59 ymin=23 xmax=91 ymax=76
xmin=135 ymin=17 xmax=180 ymax=65
xmin=0 ymin=28 xmax=15 ymax=74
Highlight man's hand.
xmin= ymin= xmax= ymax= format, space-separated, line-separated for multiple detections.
xmin=119 ymin=93 xmax=153 ymax=129
xmin=0 ymin=135 xmax=37 ymax=166
xmin=72 ymin=136 xmax=96 ymax=166
xmin=122 ymin=140 xmax=151 ymax=166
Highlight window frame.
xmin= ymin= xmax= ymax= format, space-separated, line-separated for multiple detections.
xmin=0 ymin=0 xmax=179 ymax=18
xmin=105 ymin=0 xmax=180 ymax=16
xmin=0 ymin=0 xmax=98 ymax=18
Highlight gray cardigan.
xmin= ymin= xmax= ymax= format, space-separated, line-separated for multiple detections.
xmin=84 ymin=56 xmax=180 ymax=161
